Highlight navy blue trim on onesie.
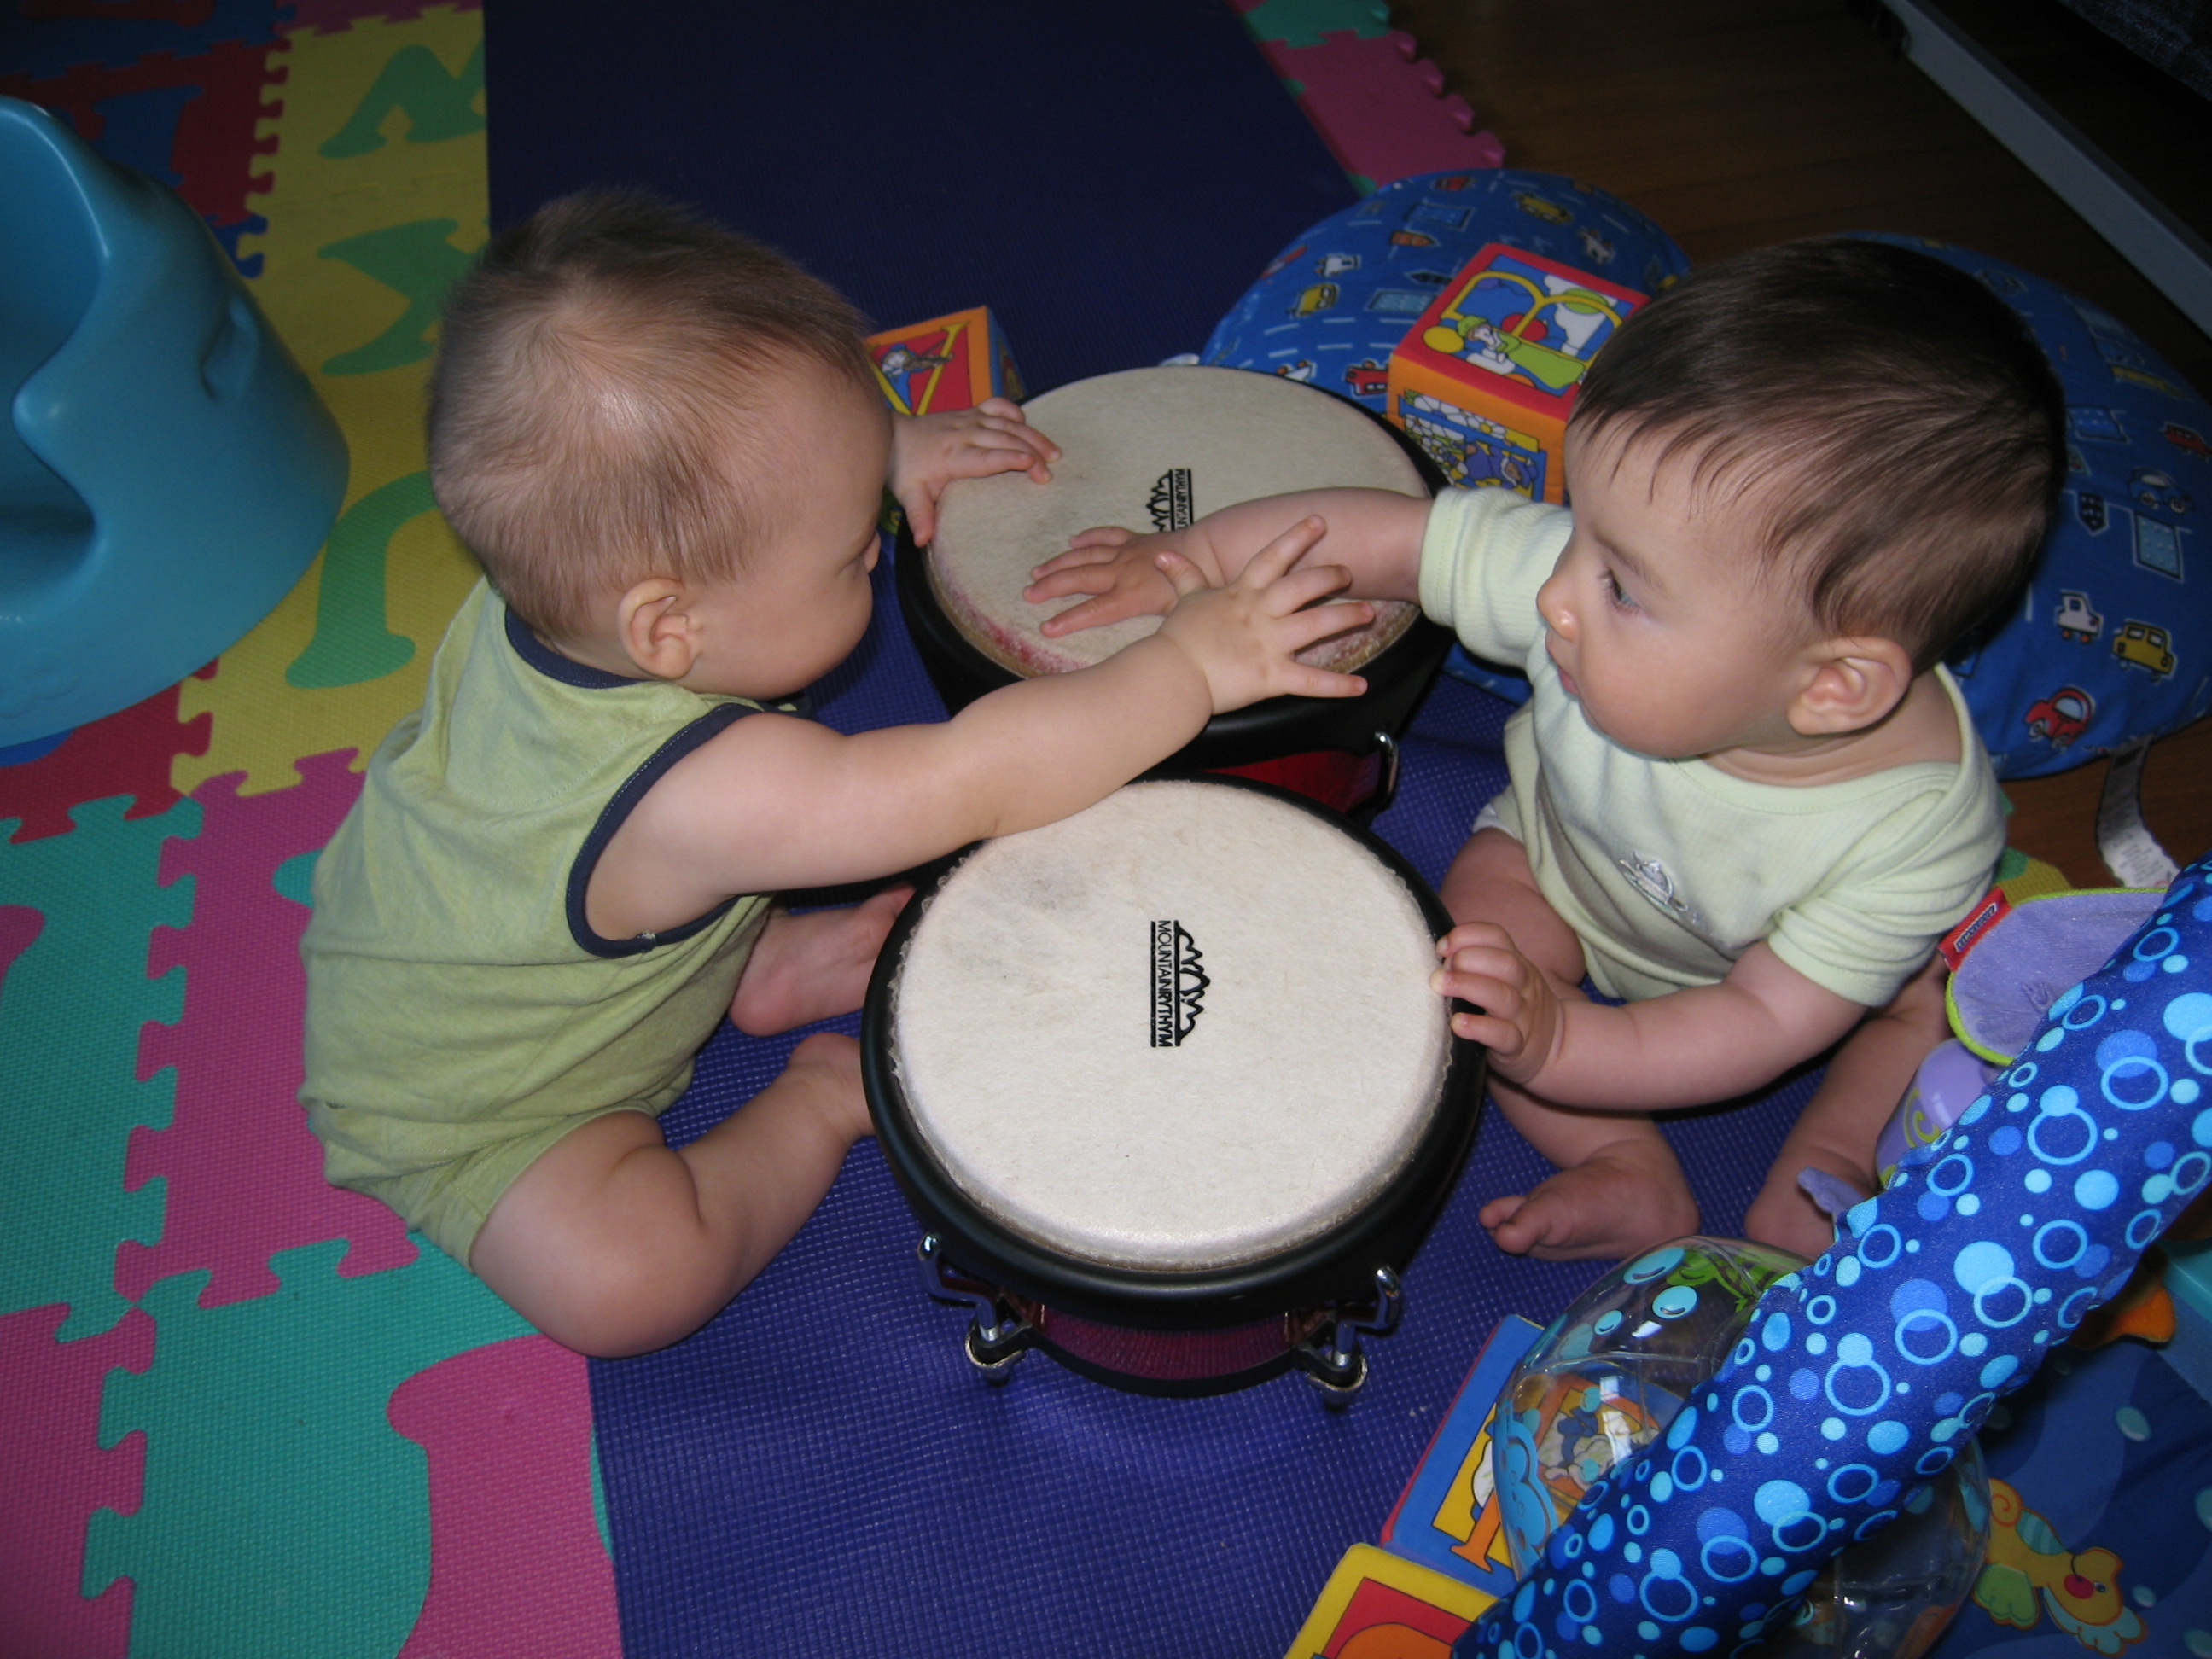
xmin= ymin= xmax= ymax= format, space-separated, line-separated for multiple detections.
xmin=504 ymin=601 xmax=646 ymax=689
xmin=564 ymin=703 xmax=759 ymax=958
xmin=500 ymin=597 xmax=796 ymax=957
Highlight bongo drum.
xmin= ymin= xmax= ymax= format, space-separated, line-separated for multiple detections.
xmin=862 ymin=775 xmax=1485 ymax=1401
xmin=897 ymin=367 xmax=1450 ymax=816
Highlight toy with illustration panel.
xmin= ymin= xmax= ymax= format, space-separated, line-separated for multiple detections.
xmin=1381 ymin=1314 xmax=1542 ymax=1598
xmin=1386 ymin=243 xmax=1649 ymax=504
xmin=866 ymin=305 xmax=1023 ymax=416
xmin=1202 ymin=169 xmax=1688 ymax=421
xmin=1493 ymin=1237 xmax=1992 ymax=1658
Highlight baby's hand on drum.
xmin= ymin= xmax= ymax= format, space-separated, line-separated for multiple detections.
xmin=1026 ymin=526 xmax=1193 ymax=637
xmin=1155 ymin=516 xmax=1373 ymax=712
xmin=889 ymin=401 xmax=1061 ymax=547
xmin=1431 ymin=921 xmax=1565 ymax=1086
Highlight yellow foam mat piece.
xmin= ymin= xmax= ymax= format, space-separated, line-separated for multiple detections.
xmin=178 ymin=6 xmax=486 ymax=798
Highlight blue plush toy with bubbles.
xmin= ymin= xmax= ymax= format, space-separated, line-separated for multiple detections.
xmin=1453 ymin=851 xmax=2212 ymax=1657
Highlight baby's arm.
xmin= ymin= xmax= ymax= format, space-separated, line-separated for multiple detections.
xmin=1023 ymin=487 xmax=1431 ymax=637
xmin=1435 ymin=928 xmax=1866 ymax=1110
xmin=594 ymin=521 xmax=1371 ymax=922
xmin=889 ymin=399 xmax=1059 ymax=546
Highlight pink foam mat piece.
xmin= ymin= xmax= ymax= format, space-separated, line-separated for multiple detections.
xmin=119 ymin=750 xmax=418 ymax=1309
xmin=1263 ymin=29 xmax=1505 ymax=184
xmin=282 ymin=0 xmax=478 ymax=35
xmin=0 ymin=1302 xmax=154 ymax=1659
xmin=388 ymin=1335 xmax=620 ymax=1659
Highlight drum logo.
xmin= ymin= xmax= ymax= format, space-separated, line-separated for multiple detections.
xmin=1148 ymin=469 xmax=1195 ymax=533
xmin=1150 ymin=920 xmax=1209 ymax=1046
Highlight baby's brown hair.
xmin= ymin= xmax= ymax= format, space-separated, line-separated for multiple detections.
xmin=1570 ymin=237 xmax=2065 ymax=671
xmin=428 ymin=189 xmax=876 ymax=639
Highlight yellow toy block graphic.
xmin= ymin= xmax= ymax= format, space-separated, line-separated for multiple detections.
xmin=178 ymin=6 xmax=486 ymax=798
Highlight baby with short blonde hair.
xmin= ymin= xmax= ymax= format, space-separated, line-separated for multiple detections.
xmin=302 ymin=190 xmax=1375 ymax=1355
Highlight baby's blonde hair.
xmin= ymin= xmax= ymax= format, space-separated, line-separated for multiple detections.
xmin=428 ymin=190 xmax=876 ymax=639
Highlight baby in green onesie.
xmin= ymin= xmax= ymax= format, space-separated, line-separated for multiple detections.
xmin=1025 ymin=237 xmax=2064 ymax=1263
xmin=300 ymin=191 xmax=1376 ymax=1356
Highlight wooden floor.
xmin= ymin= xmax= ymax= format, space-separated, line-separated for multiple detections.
xmin=1389 ymin=0 xmax=2212 ymax=884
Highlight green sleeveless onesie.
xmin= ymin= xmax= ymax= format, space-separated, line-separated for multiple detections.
xmin=300 ymin=580 xmax=776 ymax=1264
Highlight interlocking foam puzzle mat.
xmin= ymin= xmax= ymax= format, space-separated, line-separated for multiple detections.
xmin=1 ymin=3 xmax=619 ymax=1654
xmin=5 ymin=1 xmax=2207 ymax=1653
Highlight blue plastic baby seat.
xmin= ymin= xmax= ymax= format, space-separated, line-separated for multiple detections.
xmin=0 ymin=95 xmax=347 ymax=747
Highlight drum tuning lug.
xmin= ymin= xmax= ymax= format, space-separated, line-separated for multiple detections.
xmin=1301 ymin=1348 xmax=1368 ymax=1410
xmin=1371 ymin=731 xmax=1401 ymax=816
xmin=1294 ymin=1267 xmax=1404 ymax=1407
xmin=916 ymin=1234 xmax=1035 ymax=1383
xmin=963 ymin=1317 xmax=1032 ymax=1384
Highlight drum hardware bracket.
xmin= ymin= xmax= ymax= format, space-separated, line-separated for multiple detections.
xmin=1294 ymin=1266 xmax=1404 ymax=1409
xmin=1371 ymin=731 xmax=1401 ymax=818
xmin=917 ymin=1233 xmax=1033 ymax=1383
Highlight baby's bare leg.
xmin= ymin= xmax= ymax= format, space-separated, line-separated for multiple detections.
xmin=469 ymin=1032 xmax=870 ymax=1356
xmin=1744 ymin=958 xmax=1947 ymax=1260
xmin=729 ymin=886 xmax=912 ymax=1037
xmin=1443 ymin=829 xmax=1700 ymax=1260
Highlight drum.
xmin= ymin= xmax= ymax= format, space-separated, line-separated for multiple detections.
xmin=897 ymin=366 xmax=1451 ymax=816
xmin=862 ymin=774 xmax=1485 ymax=1400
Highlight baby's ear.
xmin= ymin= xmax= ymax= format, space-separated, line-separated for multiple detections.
xmin=616 ymin=577 xmax=701 ymax=681
xmin=1790 ymin=636 xmax=1915 ymax=735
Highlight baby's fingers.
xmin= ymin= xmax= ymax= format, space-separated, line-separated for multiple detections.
xmin=1155 ymin=549 xmax=1213 ymax=599
xmin=1266 ymin=662 xmax=1368 ymax=701
xmin=1023 ymin=562 xmax=1116 ymax=602
xmin=1273 ymin=599 xmax=1375 ymax=655
xmin=1041 ymin=595 xmax=1128 ymax=637
xmin=1254 ymin=561 xmax=1356 ymax=616
xmin=1033 ymin=528 xmax=1134 ymax=574
xmin=1236 ymin=515 xmax=1329 ymax=586
xmin=1436 ymin=921 xmax=1515 ymax=959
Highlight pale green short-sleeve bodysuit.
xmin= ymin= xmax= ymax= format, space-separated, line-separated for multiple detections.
xmin=300 ymin=580 xmax=777 ymax=1264
xmin=1418 ymin=487 xmax=2005 ymax=1008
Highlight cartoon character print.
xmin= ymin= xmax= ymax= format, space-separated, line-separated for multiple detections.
xmin=2130 ymin=468 xmax=2192 ymax=516
xmin=1973 ymin=1479 xmax=2145 ymax=1652
xmin=1576 ymin=225 xmax=1615 ymax=267
xmin=2055 ymin=590 xmax=2103 ymax=642
xmin=2165 ymin=422 xmax=2210 ymax=463
xmin=2025 ymin=685 xmax=2093 ymax=748
xmin=1512 ymin=190 xmax=1571 ymax=224
xmin=1318 ymin=251 xmax=1362 ymax=277
xmin=2112 ymin=620 xmax=2176 ymax=680
xmin=1342 ymin=361 xmax=1388 ymax=399
xmin=1274 ymin=359 xmax=1317 ymax=384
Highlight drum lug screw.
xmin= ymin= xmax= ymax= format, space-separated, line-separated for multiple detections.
xmin=916 ymin=1233 xmax=1033 ymax=1384
xmin=1295 ymin=1266 xmax=1405 ymax=1409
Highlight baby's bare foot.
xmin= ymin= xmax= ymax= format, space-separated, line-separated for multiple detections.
xmin=1479 ymin=1144 xmax=1700 ymax=1261
xmin=1745 ymin=1158 xmax=1869 ymax=1262
xmin=730 ymin=886 xmax=912 ymax=1037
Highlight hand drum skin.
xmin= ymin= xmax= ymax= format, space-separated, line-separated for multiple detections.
xmin=863 ymin=776 xmax=1486 ymax=1397
xmin=899 ymin=367 xmax=1452 ymax=808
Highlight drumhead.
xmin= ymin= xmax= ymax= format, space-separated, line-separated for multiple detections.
xmin=928 ymin=367 xmax=1426 ymax=678
xmin=885 ymin=778 xmax=1452 ymax=1274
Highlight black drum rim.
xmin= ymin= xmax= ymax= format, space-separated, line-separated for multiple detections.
xmin=861 ymin=771 xmax=1487 ymax=1334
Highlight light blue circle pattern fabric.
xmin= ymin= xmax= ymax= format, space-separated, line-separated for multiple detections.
xmin=1457 ymin=850 xmax=2212 ymax=1658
